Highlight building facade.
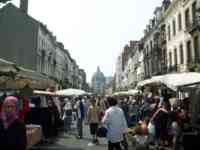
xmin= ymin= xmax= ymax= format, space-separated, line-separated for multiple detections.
xmin=91 ymin=67 xmax=106 ymax=95
xmin=115 ymin=55 xmax=123 ymax=90
xmin=115 ymin=41 xmax=145 ymax=91
xmin=114 ymin=0 xmax=200 ymax=91
xmin=0 ymin=1 xmax=87 ymax=90
xmin=143 ymin=1 xmax=170 ymax=79
xmin=165 ymin=0 xmax=200 ymax=73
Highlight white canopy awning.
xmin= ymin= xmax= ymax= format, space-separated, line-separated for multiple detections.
xmin=113 ymin=89 xmax=140 ymax=96
xmin=162 ymin=72 xmax=200 ymax=91
xmin=56 ymin=88 xmax=86 ymax=96
xmin=0 ymin=58 xmax=17 ymax=72
xmin=137 ymin=72 xmax=200 ymax=91
xmin=137 ymin=75 xmax=163 ymax=87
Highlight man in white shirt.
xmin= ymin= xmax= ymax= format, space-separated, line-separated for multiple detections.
xmin=102 ymin=97 xmax=128 ymax=150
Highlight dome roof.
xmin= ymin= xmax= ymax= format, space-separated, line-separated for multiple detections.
xmin=92 ymin=66 xmax=105 ymax=81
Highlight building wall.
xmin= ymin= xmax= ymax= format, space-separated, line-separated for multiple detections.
xmin=137 ymin=50 xmax=145 ymax=82
xmin=114 ymin=0 xmax=200 ymax=90
xmin=165 ymin=0 xmax=200 ymax=72
xmin=115 ymin=41 xmax=145 ymax=90
xmin=0 ymin=4 xmax=87 ymax=90
xmin=0 ymin=4 xmax=38 ymax=70
xmin=55 ymin=46 xmax=67 ymax=81
xmin=115 ymin=55 xmax=123 ymax=90
xmin=37 ymin=26 xmax=57 ymax=76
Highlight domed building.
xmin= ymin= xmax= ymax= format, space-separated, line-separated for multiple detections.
xmin=91 ymin=66 xmax=106 ymax=95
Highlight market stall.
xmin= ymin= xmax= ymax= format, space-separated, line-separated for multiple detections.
xmin=0 ymin=58 xmax=60 ymax=149
xmin=0 ymin=58 xmax=56 ymax=90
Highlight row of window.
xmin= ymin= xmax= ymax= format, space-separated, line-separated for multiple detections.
xmin=169 ymin=36 xmax=199 ymax=66
xmin=168 ymin=1 xmax=197 ymax=41
xmin=38 ymin=36 xmax=55 ymax=52
xmin=37 ymin=54 xmax=56 ymax=75
xmin=144 ymin=35 xmax=199 ymax=75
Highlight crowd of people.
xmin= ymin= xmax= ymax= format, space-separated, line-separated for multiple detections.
xmin=113 ymin=92 xmax=191 ymax=150
xmin=60 ymin=92 xmax=193 ymax=150
xmin=61 ymin=95 xmax=128 ymax=150
xmin=0 ymin=90 xmax=194 ymax=150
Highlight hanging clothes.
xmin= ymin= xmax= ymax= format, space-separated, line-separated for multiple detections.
xmin=19 ymin=97 xmax=30 ymax=121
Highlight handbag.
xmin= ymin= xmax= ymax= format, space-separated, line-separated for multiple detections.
xmin=97 ymin=126 xmax=107 ymax=137
xmin=147 ymin=122 xmax=156 ymax=136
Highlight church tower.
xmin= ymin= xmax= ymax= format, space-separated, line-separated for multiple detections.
xmin=91 ymin=66 xmax=106 ymax=95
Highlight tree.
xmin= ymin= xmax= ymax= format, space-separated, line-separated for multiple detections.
xmin=0 ymin=0 xmax=12 ymax=4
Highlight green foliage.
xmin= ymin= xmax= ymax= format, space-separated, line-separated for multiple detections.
xmin=195 ymin=64 xmax=200 ymax=72
xmin=0 ymin=0 xmax=12 ymax=3
xmin=188 ymin=63 xmax=196 ymax=72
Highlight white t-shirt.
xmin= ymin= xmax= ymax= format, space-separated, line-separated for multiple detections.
xmin=64 ymin=101 xmax=72 ymax=111
xmin=102 ymin=106 xmax=128 ymax=143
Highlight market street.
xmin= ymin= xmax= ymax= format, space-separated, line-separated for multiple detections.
xmin=0 ymin=0 xmax=200 ymax=150
xmin=30 ymin=123 xmax=107 ymax=150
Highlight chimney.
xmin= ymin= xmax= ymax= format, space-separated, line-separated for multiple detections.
xmin=20 ymin=0 xmax=28 ymax=14
xmin=162 ymin=0 xmax=171 ymax=11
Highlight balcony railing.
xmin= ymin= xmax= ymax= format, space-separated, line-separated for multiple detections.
xmin=160 ymin=32 xmax=166 ymax=45
xmin=168 ymin=65 xmax=178 ymax=73
xmin=161 ymin=66 xmax=168 ymax=74
xmin=187 ymin=17 xmax=200 ymax=34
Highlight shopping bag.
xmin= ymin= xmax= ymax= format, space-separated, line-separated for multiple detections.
xmin=147 ymin=122 xmax=155 ymax=136
xmin=97 ymin=126 xmax=107 ymax=137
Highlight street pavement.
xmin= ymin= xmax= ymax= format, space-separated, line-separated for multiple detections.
xmin=29 ymin=122 xmax=173 ymax=150
xmin=30 ymin=122 xmax=108 ymax=150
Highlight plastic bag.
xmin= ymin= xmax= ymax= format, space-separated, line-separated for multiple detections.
xmin=147 ymin=122 xmax=155 ymax=136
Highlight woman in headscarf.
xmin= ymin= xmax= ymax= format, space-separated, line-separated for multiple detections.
xmin=0 ymin=96 xmax=27 ymax=150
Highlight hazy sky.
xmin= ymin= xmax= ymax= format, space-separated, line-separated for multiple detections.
xmin=10 ymin=0 xmax=162 ymax=82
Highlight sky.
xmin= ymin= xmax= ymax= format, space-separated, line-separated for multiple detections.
xmin=10 ymin=0 xmax=162 ymax=83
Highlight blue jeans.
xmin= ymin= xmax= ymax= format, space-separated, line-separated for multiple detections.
xmin=77 ymin=118 xmax=83 ymax=138
xmin=64 ymin=116 xmax=72 ymax=133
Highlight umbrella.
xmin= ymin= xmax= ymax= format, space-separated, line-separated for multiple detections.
xmin=56 ymin=88 xmax=86 ymax=96
xmin=112 ymin=91 xmax=129 ymax=96
xmin=127 ymin=89 xmax=140 ymax=95
xmin=113 ymin=89 xmax=140 ymax=96
xmin=33 ymin=90 xmax=56 ymax=96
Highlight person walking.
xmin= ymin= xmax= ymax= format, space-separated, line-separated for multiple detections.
xmin=102 ymin=97 xmax=128 ymax=150
xmin=75 ymin=97 xmax=85 ymax=139
xmin=0 ymin=96 xmax=27 ymax=150
xmin=63 ymin=98 xmax=73 ymax=134
xmin=88 ymin=98 xmax=100 ymax=144
xmin=150 ymin=102 xmax=169 ymax=146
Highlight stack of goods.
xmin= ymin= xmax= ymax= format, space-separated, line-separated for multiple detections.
xmin=127 ymin=123 xmax=148 ymax=149
xmin=26 ymin=124 xmax=42 ymax=149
